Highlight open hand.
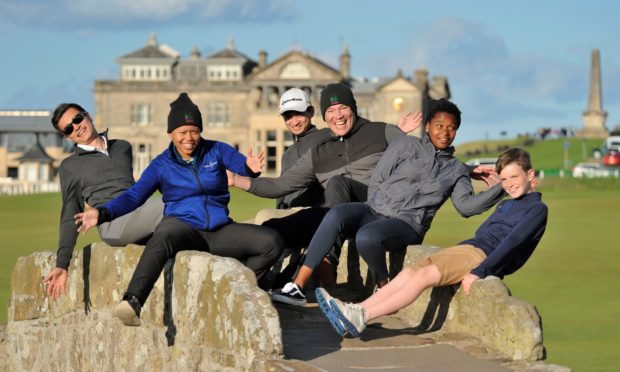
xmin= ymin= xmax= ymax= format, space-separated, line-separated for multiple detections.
xmin=44 ymin=267 xmax=68 ymax=300
xmin=74 ymin=208 xmax=99 ymax=233
xmin=246 ymin=148 xmax=265 ymax=173
xmin=397 ymin=111 xmax=422 ymax=134
xmin=470 ymin=165 xmax=500 ymax=187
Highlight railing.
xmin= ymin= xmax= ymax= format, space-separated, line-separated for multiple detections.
xmin=0 ymin=180 xmax=60 ymax=195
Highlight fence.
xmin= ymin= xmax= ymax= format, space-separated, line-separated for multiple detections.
xmin=0 ymin=180 xmax=60 ymax=195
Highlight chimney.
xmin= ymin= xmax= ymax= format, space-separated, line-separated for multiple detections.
xmin=259 ymin=50 xmax=268 ymax=68
xmin=340 ymin=46 xmax=351 ymax=80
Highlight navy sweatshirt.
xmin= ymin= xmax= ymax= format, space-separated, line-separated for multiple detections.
xmin=461 ymin=192 xmax=548 ymax=278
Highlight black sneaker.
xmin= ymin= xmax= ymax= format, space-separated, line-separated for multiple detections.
xmin=114 ymin=294 xmax=141 ymax=326
xmin=271 ymin=282 xmax=307 ymax=306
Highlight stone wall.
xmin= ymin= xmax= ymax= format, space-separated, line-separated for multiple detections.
xmin=4 ymin=243 xmax=282 ymax=371
xmin=336 ymin=244 xmax=545 ymax=361
xmin=2 ymin=241 xmax=545 ymax=370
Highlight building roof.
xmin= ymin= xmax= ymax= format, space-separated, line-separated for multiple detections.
xmin=205 ymin=37 xmax=255 ymax=63
xmin=118 ymin=34 xmax=179 ymax=60
xmin=17 ymin=141 xmax=54 ymax=163
xmin=0 ymin=111 xmax=55 ymax=132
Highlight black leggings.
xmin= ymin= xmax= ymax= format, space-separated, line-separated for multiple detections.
xmin=126 ymin=217 xmax=284 ymax=305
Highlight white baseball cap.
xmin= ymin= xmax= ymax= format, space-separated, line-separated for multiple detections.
xmin=279 ymin=88 xmax=312 ymax=114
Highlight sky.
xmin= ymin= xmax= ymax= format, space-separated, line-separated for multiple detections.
xmin=1 ymin=0 xmax=619 ymax=144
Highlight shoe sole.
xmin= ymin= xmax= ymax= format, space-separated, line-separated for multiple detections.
xmin=271 ymin=293 xmax=307 ymax=306
xmin=330 ymin=299 xmax=362 ymax=337
xmin=113 ymin=301 xmax=141 ymax=326
xmin=315 ymin=288 xmax=347 ymax=336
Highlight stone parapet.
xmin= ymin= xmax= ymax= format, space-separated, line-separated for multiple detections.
xmin=336 ymin=244 xmax=545 ymax=361
xmin=5 ymin=243 xmax=282 ymax=371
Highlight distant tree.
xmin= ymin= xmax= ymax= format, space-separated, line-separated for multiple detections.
xmin=610 ymin=124 xmax=620 ymax=136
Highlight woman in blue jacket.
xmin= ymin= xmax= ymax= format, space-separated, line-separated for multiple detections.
xmin=77 ymin=93 xmax=283 ymax=326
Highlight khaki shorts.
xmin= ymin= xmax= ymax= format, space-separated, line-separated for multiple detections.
xmin=412 ymin=244 xmax=487 ymax=286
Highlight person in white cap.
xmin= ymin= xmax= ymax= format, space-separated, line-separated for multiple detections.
xmin=276 ymin=88 xmax=330 ymax=209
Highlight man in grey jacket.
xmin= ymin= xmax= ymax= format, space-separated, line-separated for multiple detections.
xmin=43 ymin=103 xmax=164 ymax=299
xmin=270 ymin=98 xmax=505 ymax=306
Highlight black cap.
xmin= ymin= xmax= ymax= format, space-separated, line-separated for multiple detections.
xmin=167 ymin=92 xmax=203 ymax=133
xmin=320 ymin=83 xmax=357 ymax=120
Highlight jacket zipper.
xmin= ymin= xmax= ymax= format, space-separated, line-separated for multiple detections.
xmin=191 ymin=166 xmax=210 ymax=230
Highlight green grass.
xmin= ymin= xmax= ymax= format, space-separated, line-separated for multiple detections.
xmin=1 ymin=180 xmax=618 ymax=371
xmin=456 ymin=137 xmax=605 ymax=170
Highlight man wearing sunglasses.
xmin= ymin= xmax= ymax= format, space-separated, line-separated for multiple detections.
xmin=44 ymin=103 xmax=164 ymax=300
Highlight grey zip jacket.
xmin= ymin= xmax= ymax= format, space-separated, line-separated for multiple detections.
xmin=367 ymin=135 xmax=505 ymax=237
xmin=248 ymin=117 xmax=403 ymax=198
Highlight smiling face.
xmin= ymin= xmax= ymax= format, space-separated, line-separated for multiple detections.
xmin=324 ymin=104 xmax=355 ymax=137
xmin=425 ymin=112 xmax=458 ymax=150
xmin=57 ymin=107 xmax=97 ymax=145
xmin=282 ymin=108 xmax=313 ymax=136
xmin=499 ymin=163 xmax=534 ymax=199
xmin=169 ymin=125 xmax=201 ymax=160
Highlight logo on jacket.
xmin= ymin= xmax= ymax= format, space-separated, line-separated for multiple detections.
xmin=204 ymin=161 xmax=218 ymax=169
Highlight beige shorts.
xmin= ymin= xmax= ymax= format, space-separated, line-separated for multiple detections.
xmin=412 ymin=244 xmax=487 ymax=286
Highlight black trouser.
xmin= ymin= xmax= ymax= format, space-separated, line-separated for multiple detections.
xmin=323 ymin=175 xmax=369 ymax=207
xmin=126 ymin=217 xmax=284 ymax=305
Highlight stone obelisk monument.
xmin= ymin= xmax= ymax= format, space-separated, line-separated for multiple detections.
xmin=577 ymin=48 xmax=609 ymax=138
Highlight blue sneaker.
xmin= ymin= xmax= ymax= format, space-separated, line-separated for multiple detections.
xmin=315 ymin=287 xmax=347 ymax=336
xmin=330 ymin=298 xmax=367 ymax=337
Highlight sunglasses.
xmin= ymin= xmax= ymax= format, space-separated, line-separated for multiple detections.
xmin=61 ymin=112 xmax=86 ymax=136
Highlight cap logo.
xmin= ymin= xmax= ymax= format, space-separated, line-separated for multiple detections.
xmin=282 ymin=97 xmax=303 ymax=105
xmin=184 ymin=113 xmax=194 ymax=123
xmin=329 ymin=95 xmax=339 ymax=105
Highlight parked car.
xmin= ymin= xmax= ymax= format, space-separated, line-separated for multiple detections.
xmin=572 ymin=162 xmax=616 ymax=178
xmin=465 ymin=158 xmax=497 ymax=168
xmin=603 ymin=149 xmax=620 ymax=166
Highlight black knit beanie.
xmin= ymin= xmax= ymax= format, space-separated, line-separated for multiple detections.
xmin=320 ymin=83 xmax=357 ymax=120
xmin=167 ymin=92 xmax=203 ymax=133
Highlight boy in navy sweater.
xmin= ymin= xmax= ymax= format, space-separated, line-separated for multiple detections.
xmin=316 ymin=147 xmax=548 ymax=337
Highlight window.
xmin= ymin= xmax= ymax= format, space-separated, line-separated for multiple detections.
xmin=135 ymin=143 xmax=151 ymax=178
xmin=266 ymin=130 xmax=278 ymax=171
xmin=207 ymin=103 xmax=229 ymax=127
xmin=207 ymin=65 xmax=242 ymax=81
xmin=131 ymin=104 xmax=152 ymax=126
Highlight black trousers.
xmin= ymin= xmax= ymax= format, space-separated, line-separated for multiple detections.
xmin=323 ymin=175 xmax=369 ymax=208
xmin=126 ymin=217 xmax=284 ymax=305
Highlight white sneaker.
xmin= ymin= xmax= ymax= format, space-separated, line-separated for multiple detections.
xmin=315 ymin=287 xmax=347 ymax=336
xmin=271 ymin=282 xmax=307 ymax=306
xmin=330 ymin=298 xmax=367 ymax=337
xmin=113 ymin=300 xmax=141 ymax=326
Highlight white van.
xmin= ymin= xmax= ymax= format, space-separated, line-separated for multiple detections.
xmin=605 ymin=136 xmax=620 ymax=151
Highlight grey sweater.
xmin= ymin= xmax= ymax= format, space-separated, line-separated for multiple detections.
xmin=249 ymin=117 xmax=403 ymax=198
xmin=56 ymin=138 xmax=134 ymax=269
xmin=277 ymin=125 xmax=330 ymax=208
xmin=367 ymin=135 xmax=505 ymax=236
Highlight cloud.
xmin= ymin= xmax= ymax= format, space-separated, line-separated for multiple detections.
xmin=0 ymin=0 xmax=294 ymax=30
xmin=356 ymin=17 xmax=598 ymax=134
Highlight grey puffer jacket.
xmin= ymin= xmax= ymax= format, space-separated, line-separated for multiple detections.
xmin=367 ymin=135 xmax=505 ymax=237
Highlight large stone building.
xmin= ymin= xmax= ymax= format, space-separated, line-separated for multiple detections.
xmin=95 ymin=35 xmax=451 ymax=176
xmin=0 ymin=110 xmax=70 ymax=194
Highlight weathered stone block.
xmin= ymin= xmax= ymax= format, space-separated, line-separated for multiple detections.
xmin=4 ymin=242 xmax=282 ymax=371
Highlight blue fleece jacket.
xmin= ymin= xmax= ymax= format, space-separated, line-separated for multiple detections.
xmin=461 ymin=192 xmax=548 ymax=278
xmin=102 ymin=138 xmax=254 ymax=231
